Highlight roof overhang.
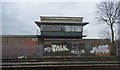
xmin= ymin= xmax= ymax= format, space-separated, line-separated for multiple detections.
xmin=35 ymin=21 xmax=89 ymax=28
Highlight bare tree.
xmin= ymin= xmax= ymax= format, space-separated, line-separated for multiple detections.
xmin=98 ymin=29 xmax=111 ymax=39
xmin=99 ymin=25 xmax=118 ymax=40
xmin=97 ymin=1 xmax=120 ymax=46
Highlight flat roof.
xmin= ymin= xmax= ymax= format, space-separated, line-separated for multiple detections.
xmin=40 ymin=16 xmax=83 ymax=22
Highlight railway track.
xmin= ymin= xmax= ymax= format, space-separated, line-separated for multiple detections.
xmin=2 ymin=57 xmax=120 ymax=70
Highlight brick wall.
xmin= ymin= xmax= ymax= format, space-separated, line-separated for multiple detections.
xmin=2 ymin=36 xmax=111 ymax=57
xmin=2 ymin=35 xmax=41 ymax=58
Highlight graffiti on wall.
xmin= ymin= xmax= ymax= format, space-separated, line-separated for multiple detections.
xmin=90 ymin=44 xmax=109 ymax=54
xmin=71 ymin=49 xmax=85 ymax=56
xmin=71 ymin=44 xmax=109 ymax=56
xmin=44 ymin=44 xmax=69 ymax=53
xmin=44 ymin=44 xmax=110 ymax=56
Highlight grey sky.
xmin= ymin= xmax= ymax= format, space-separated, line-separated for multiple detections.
xmin=2 ymin=1 xmax=107 ymax=38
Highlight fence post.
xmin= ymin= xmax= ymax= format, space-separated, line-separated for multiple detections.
xmin=117 ymin=49 xmax=120 ymax=61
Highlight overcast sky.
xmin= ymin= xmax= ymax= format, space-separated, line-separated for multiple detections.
xmin=1 ymin=0 xmax=110 ymax=39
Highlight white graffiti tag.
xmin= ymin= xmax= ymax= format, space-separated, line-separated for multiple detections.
xmin=44 ymin=44 xmax=69 ymax=53
xmin=52 ymin=45 xmax=69 ymax=52
xmin=90 ymin=45 xmax=109 ymax=54
xmin=44 ymin=47 xmax=51 ymax=52
xmin=71 ymin=49 xmax=85 ymax=56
